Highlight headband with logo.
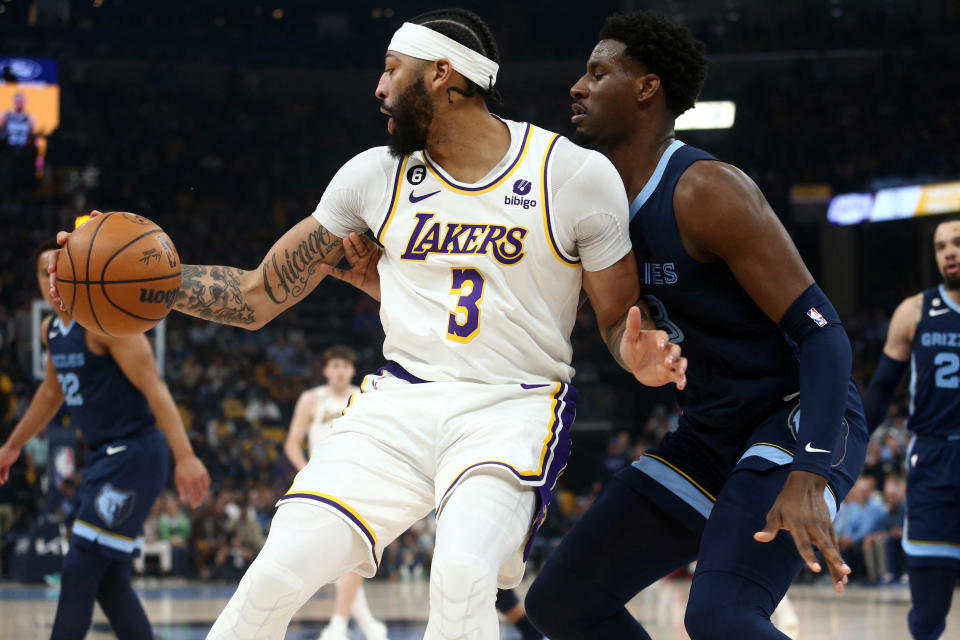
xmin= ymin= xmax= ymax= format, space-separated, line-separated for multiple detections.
xmin=387 ymin=22 xmax=499 ymax=89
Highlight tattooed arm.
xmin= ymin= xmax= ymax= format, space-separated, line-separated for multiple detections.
xmin=175 ymin=217 xmax=343 ymax=329
xmin=581 ymin=251 xmax=686 ymax=388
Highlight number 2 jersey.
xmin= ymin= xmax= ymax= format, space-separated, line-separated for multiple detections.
xmin=312 ymin=118 xmax=632 ymax=384
xmin=47 ymin=317 xmax=156 ymax=448
xmin=908 ymin=285 xmax=960 ymax=436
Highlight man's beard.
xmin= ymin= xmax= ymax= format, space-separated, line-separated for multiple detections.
xmin=944 ymin=270 xmax=960 ymax=290
xmin=387 ymin=78 xmax=434 ymax=158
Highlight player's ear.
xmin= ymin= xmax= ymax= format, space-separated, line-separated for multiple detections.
xmin=431 ymin=59 xmax=455 ymax=90
xmin=635 ymin=73 xmax=661 ymax=105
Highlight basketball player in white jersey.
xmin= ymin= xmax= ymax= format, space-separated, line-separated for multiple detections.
xmin=50 ymin=8 xmax=686 ymax=639
xmin=283 ymin=346 xmax=387 ymax=640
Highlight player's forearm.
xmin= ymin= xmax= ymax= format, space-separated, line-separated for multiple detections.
xmin=143 ymin=384 xmax=195 ymax=461
xmin=174 ymin=265 xmax=262 ymax=329
xmin=175 ymin=221 xmax=343 ymax=329
xmin=5 ymin=383 xmax=63 ymax=449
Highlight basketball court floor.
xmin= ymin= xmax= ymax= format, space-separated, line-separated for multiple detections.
xmin=1 ymin=576 xmax=957 ymax=639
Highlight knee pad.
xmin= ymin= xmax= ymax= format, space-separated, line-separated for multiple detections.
xmin=428 ymin=550 xmax=498 ymax=640
xmin=207 ymin=557 xmax=308 ymax=640
xmin=685 ymin=583 xmax=774 ymax=640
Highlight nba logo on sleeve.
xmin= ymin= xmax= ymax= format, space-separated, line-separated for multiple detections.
xmin=807 ymin=307 xmax=827 ymax=327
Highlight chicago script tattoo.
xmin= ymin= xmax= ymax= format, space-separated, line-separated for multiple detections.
xmin=262 ymin=225 xmax=342 ymax=305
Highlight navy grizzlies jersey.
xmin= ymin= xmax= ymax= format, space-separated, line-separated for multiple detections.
xmin=46 ymin=317 xmax=156 ymax=447
xmin=908 ymin=285 xmax=960 ymax=436
xmin=629 ymin=141 xmax=799 ymax=429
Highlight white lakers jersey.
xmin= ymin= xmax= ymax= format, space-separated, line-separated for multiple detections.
xmin=307 ymin=384 xmax=359 ymax=455
xmin=313 ymin=118 xmax=631 ymax=384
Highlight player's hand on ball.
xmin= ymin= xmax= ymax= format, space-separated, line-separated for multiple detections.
xmin=755 ymin=469 xmax=851 ymax=593
xmin=318 ymin=232 xmax=383 ymax=301
xmin=175 ymin=454 xmax=211 ymax=509
xmin=47 ymin=210 xmax=104 ymax=310
xmin=0 ymin=444 xmax=21 ymax=485
xmin=620 ymin=306 xmax=687 ymax=389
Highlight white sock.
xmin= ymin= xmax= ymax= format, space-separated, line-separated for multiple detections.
xmin=351 ymin=586 xmax=380 ymax=633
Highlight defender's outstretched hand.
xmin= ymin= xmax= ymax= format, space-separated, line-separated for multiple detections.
xmin=755 ymin=469 xmax=851 ymax=593
xmin=620 ymin=306 xmax=687 ymax=389
xmin=318 ymin=232 xmax=383 ymax=301
xmin=47 ymin=209 xmax=105 ymax=310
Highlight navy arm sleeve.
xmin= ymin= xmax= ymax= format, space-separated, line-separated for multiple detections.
xmin=862 ymin=354 xmax=908 ymax=433
xmin=778 ymin=284 xmax=853 ymax=478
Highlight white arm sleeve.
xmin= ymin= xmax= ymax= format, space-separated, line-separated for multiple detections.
xmin=550 ymin=140 xmax=632 ymax=272
xmin=311 ymin=147 xmax=396 ymax=237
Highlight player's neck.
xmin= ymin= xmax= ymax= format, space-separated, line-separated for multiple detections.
xmin=326 ymin=384 xmax=351 ymax=397
xmin=605 ymin=120 xmax=676 ymax=202
xmin=424 ymin=109 xmax=510 ymax=184
xmin=54 ymin=309 xmax=73 ymax=326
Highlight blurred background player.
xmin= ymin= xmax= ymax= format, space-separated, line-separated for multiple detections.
xmin=283 ymin=345 xmax=387 ymax=640
xmin=864 ymin=216 xmax=960 ymax=640
xmin=0 ymin=239 xmax=210 ymax=639
xmin=526 ymin=12 xmax=868 ymax=640
xmin=0 ymin=91 xmax=38 ymax=193
xmin=0 ymin=92 xmax=34 ymax=149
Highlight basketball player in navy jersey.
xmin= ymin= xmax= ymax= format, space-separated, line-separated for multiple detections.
xmin=520 ymin=12 xmax=868 ymax=639
xmin=0 ymin=239 xmax=211 ymax=640
xmin=0 ymin=91 xmax=35 ymax=149
xmin=863 ymin=216 xmax=960 ymax=640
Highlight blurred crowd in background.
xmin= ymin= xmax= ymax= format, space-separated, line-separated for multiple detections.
xmin=1 ymin=0 xmax=958 ymax=586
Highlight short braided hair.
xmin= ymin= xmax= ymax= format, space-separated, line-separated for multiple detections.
xmin=409 ymin=8 xmax=503 ymax=105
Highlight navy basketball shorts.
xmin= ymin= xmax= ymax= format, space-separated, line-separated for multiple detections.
xmin=623 ymin=395 xmax=869 ymax=540
xmin=902 ymin=435 xmax=960 ymax=570
xmin=72 ymin=429 xmax=169 ymax=560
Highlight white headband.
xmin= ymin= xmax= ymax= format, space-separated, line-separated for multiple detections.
xmin=387 ymin=22 xmax=499 ymax=90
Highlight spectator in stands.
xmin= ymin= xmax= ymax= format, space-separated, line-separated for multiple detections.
xmin=159 ymin=493 xmax=191 ymax=576
xmin=836 ymin=475 xmax=887 ymax=581
xmin=862 ymin=472 xmax=906 ymax=584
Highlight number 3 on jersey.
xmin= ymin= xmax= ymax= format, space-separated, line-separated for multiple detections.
xmin=447 ymin=268 xmax=485 ymax=343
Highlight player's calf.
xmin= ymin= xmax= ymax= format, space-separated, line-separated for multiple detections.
xmin=684 ymin=572 xmax=789 ymax=640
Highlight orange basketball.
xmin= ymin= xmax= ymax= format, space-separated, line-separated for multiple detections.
xmin=56 ymin=212 xmax=181 ymax=336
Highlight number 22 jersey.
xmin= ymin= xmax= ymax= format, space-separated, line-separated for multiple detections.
xmin=46 ymin=317 xmax=156 ymax=448
xmin=312 ymin=118 xmax=632 ymax=385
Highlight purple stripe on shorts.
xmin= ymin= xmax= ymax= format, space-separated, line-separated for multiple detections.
xmin=376 ymin=361 xmax=430 ymax=384
xmin=435 ymin=383 xmax=578 ymax=561
xmin=280 ymin=493 xmax=379 ymax=570
xmin=525 ymin=383 xmax=577 ymax=559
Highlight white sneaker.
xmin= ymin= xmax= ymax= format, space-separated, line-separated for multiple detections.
xmin=318 ymin=620 xmax=350 ymax=640
xmin=359 ymin=618 xmax=389 ymax=640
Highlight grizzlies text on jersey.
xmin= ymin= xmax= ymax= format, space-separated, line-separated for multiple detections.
xmin=908 ymin=285 xmax=960 ymax=436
